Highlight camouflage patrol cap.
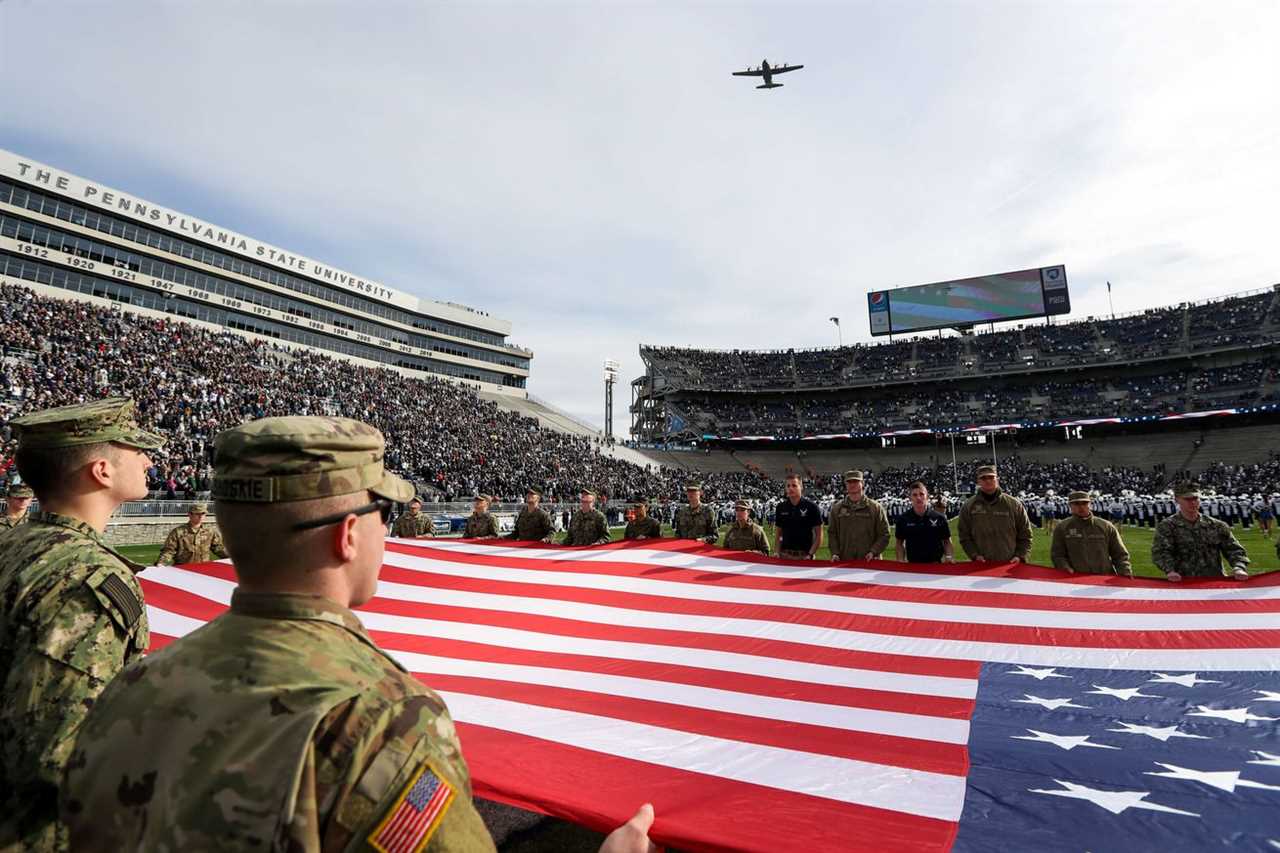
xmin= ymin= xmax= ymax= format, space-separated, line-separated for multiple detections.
xmin=734 ymin=500 xmax=751 ymax=510
xmin=472 ymin=494 xmax=489 ymax=503
xmin=629 ymin=496 xmax=651 ymax=507
xmin=188 ymin=502 xmax=209 ymax=513
xmin=525 ymin=486 xmax=543 ymax=497
xmin=976 ymin=465 xmax=998 ymax=478
xmin=1174 ymin=481 xmax=1202 ymax=498
xmin=211 ymin=416 xmax=413 ymax=504
xmin=1067 ymin=491 xmax=1092 ymax=503
xmin=10 ymin=397 xmax=164 ymax=451
xmin=843 ymin=469 xmax=864 ymax=482
xmin=6 ymin=483 xmax=34 ymax=498
xmin=580 ymin=489 xmax=596 ymax=497
xmin=685 ymin=482 xmax=702 ymax=491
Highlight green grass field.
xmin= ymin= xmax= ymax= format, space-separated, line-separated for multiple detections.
xmin=123 ymin=521 xmax=1280 ymax=578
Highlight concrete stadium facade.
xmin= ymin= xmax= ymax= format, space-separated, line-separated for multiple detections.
xmin=0 ymin=149 xmax=530 ymax=396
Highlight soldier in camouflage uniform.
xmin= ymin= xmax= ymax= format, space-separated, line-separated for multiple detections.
xmin=507 ymin=487 xmax=555 ymax=542
xmin=623 ymin=498 xmax=662 ymax=540
xmin=392 ymin=496 xmax=436 ymax=539
xmin=826 ymin=470 xmax=890 ymax=561
xmin=1152 ymin=482 xmax=1250 ymax=582
xmin=674 ymin=483 xmax=719 ymax=544
xmin=61 ymin=416 xmax=656 ymax=853
xmin=957 ymin=465 xmax=1033 ymax=563
xmin=722 ymin=500 xmax=770 ymax=555
xmin=1050 ymin=492 xmax=1131 ymax=576
xmin=463 ymin=494 xmax=500 ymax=539
xmin=0 ymin=397 xmax=161 ymax=851
xmin=1 ymin=482 xmax=34 ymax=532
xmin=156 ymin=502 xmax=227 ymax=565
xmin=564 ymin=490 xmax=611 ymax=546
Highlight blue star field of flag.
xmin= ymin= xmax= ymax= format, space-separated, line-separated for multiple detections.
xmin=953 ymin=664 xmax=1280 ymax=852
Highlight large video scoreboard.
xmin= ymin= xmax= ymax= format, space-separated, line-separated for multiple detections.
xmin=867 ymin=265 xmax=1069 ymax=336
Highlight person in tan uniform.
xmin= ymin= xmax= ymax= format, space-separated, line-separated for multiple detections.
xmin=957 ymin=465 xmax=1033 ymax=563
xmin=722 ymin=501 xmax=770 ymax=555
xmin=463 ymin=495 xmax=500 ymax=538
xmin=0 ymin=482 xmax=33 ymax=532
xmin=157 ymin=502 xmax=228 ymax=565
xmin=392 ymin=496 xmax=435 ymax=539
xmin=61 ymin=416 xmax=657 ymax=853
xmin=1050 ymin=491 xmax=1132 ymax=575
xmin=827 ymin=470 xmax=890 ymax=562
xmin=624 ymin=498 xmax=662 ymax=540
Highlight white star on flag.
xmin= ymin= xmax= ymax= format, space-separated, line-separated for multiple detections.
xmin=1249 ymin=751 xmax=1280 ymax=768
xmin=1148 ymin=673 xmax=1222 ymax=688
xmin=1008 ymin=665 xmax=1071 ymax=681
xmin=1013 ymin=695 xmax=1090 ymax=711
xmin=1013 ymin=729 xmax=1119 ymax=751
xmin=1107 ymin=722 xmax=1210 ymax=743
xmin=1145 ymin=763 xmax=1280 ymax=793
xmin=1088 ymin=685 xmax=1160 ymax=701
xmin=1187 ymin=706 xmax=1280 ymax=724
xmin=1029 ymin=780 xmax=1199 ymax=817
xmin=1254 ymin=690 xmax=1280 ymax=703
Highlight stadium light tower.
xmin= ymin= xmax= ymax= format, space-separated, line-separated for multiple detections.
xmin=604 ymin=359 xmax=620 ymax=442
xmin=829 ymin=316 xmax=842 ymax=347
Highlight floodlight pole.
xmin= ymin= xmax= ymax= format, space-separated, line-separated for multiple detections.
xmin=830 ymin=316 xmax=842 ymax=347
xmin=950 ymin=433 xmax=958 ymax=495
xmin=603 ymin=359 xmax=620 ymax=442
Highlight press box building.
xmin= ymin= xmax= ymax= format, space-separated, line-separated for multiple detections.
xmin=0 ymin=149 xmax=531 ymax=396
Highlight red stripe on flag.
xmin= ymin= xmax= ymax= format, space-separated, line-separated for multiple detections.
xmin=142 ymin=574 xmax=980 ymax=680
xmin=388 ymin=543 xmax=1280 ymax=614
xmin=420 ymin=673 xmax=968 ymax=775
xmin=458 ymin=721 xmax=959 ymax=853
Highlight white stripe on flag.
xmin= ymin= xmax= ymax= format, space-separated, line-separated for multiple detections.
xmin=440 ymin=690 xmax=969 ymax=822
xmin=385 ymin=650 xmax=970 ymax=742
xmin=407 ymin=540 xmax=1280 ymax=602
xmin=380 ymin=551 xmax=1280 ymax=631
xmin=141 ymin=568 xmax=976 ymax=697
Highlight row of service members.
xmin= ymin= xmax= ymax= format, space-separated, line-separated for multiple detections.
xmin=487 ymin=468 xmax=1266 ymax=581
xmin=0 ymin=399 xmax=656 ymax=852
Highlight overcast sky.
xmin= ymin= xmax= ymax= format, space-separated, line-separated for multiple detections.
xmin=2 ymin=1 xmax=1277 ymax=431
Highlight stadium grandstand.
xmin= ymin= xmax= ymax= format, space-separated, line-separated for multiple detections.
xmin=631 ymin=288 xmax=1280 ymax=470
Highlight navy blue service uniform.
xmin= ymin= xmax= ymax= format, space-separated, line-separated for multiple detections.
xmin=895 ymin=508 xmax=952 ymax=563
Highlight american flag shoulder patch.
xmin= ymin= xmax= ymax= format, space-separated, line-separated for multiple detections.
xmin=367 ymin=761 xmax=455 ymax=853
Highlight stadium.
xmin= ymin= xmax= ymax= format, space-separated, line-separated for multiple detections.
xmin=6 ymin=0 xmax=1280 ymax=836
xmin=3 ymin=139 xmax=1280 ymax=850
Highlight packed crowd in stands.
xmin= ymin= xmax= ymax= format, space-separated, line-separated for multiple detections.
xmin=643 ymin=288 xmax=1279 ymax=397
xmin=0 ymin=284 xmax=774 ymax=504
xmin=3 ymin=282 xmax=1279 ymax=513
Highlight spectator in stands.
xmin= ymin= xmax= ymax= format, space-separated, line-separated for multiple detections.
xmin=957 ymin=465 xmax=1033 ymax=563
xmin=774 ymin=474 xmax=823 ymax=560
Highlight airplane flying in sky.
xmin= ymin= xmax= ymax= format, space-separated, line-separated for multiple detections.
xmin=732 ymin=59 xmax=804 ymax=89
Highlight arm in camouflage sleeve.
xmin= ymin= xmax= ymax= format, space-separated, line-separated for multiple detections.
xmin=1049 ymin=524 xmax=1070 ymax=570
xmin=594 ymin=514 xmax=611 ymax=545
xmin=301 ymin=692 xmax=495 ymax=852
xmin=210 ymin=528 xmax=228 ymax=560
xmin=1014 ymin=502 xmax=1033 ymax=561
xmin=1150 ymin=522 xmax=1175 ymax=575
xmin=1219 ymin=525 xmax=1249 ymax=571
xmin=871 ymin=505 xmax=890 ymax=557
xmin=1109 ymin=524 xmax=1132 ymax=576
xmin=3 ymin=587 xmax=133 ymax=827
xmin=157 ymin=526 xmax=180 ymax=565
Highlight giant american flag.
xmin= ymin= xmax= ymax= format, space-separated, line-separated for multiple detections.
xmin=140 ymin=538 xmax=1280 ymax=852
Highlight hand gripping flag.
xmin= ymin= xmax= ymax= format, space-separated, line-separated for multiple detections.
xmin=141 ymin=539 xmax=1280 ymax=852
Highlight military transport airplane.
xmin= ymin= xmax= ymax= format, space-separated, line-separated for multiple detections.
xmin=732 ymin=59 xmax=804 ymax=89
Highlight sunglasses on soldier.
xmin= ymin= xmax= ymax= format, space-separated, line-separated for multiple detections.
xmin=292 ymin=498 xmax=393 ymax=531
